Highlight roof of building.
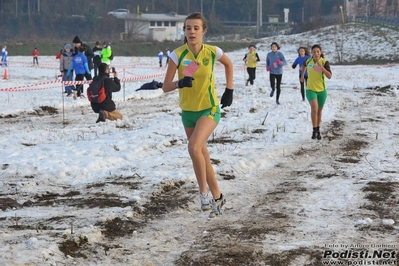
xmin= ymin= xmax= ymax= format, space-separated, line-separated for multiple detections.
xmin=124 ymin=12 xmax=187 ymax=22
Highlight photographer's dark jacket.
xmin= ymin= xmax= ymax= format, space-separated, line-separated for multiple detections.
xmin=90 ymin=73 xmax=121 ymax=113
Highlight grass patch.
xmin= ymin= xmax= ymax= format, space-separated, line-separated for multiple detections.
xmin=219 ymin=173 xmax=235 ymax=180
xmin=210 ymin=158 xmax=221 ymax=165
xmin=21 ymin=143 xmax=36 ymax=146
xmin=324 ymin=120 xmax=345 ymax=141
xmin=0 ymin=114 xmax=16 ymax=119
xmin=176 ymin=226 xmax=323 ymax=266
xmin=0 ymin=198 xmax=22 ymax=211
xmin=315 ymin=173 xmax=338 ymax=179
xmin=95 ymin=180 xmax=192 ymax=239
xmin=208 ymin=136 xmax=240 ymax=144
xmin=335 ymin=139 xmax=368 ymax=164
xmin=59 ymin=235 xmax=89 ymax=258
xmin=341 ymin=139 xmax=368 ymax=152
xmin=40 ymin=106 xmax=58 ymax=114
xmin=97 ymin=217 xmax=143 ymax=240
xmin=252 ymin=128 xmax=267 ymax=134
xmin=361 ymin=181 xmax=398 ymax=219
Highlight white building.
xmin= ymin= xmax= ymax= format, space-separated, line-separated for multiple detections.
xmin=120 ymin=12 xmax=187 ymax=42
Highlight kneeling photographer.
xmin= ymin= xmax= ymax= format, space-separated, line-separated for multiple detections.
xmin=91 ymin=63 xmax=123 ymax=123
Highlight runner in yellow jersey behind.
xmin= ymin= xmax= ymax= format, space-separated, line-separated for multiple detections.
xmin=162 ymin=12 xmax=234 ymax=218
xmin=243 ymin=44 xmax=260 ymax=86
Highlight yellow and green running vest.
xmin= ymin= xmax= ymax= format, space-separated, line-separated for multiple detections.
xmin=305 ymin=57 xmax=328 ymax=93
xmin=175 ymin=44 xmax=219 ymax=111
xmin=246 ymin=51 xmax=258 ymax=68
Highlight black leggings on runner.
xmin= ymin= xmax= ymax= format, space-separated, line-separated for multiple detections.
xmin=270 ymin=73 xmax=282 ymax=101
xmin=246 ymin=67 xmax=256 ymax=85
xmin=299 ymin=75 xmax=308 ymax=100
xmin=75 ymin=74 xmax=85 ymax=96
xmin=75 ymin=73 xmax=93 ymax=96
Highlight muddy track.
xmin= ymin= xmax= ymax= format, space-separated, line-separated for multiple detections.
xmin=0 ymin=89 xmax=398 ymax=265
xmin=173 ymin=89 xmax=399 ymax=265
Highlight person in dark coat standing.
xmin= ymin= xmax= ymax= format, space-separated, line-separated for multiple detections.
xmin=91 ymin=63 xmax=123 ymax=123
xmin=72 ymin=35 xmax=94 ymax=80
xmin=92 ymin=41 xmax=102 ymax=77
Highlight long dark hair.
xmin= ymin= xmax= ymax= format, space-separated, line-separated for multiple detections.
xmin=271 ymin=42 xmax=280 ymax=50
xmin=183 ymin=12 xmax=207 ymax=44
xmin=297 ymin=46 xmax=310 ymax=56
xmin=311 ymin=44 xmax=324 ymax=58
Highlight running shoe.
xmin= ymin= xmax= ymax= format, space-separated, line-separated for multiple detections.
xmin=200 ymin=192 xmax=211 ymax=211
xmin=209 ymin=194 xmax=226 ymax=218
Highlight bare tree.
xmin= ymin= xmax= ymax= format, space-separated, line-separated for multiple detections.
xmin=126 ymin=20 xmax=150 ymax=40
xmin=28 ymin=0 xmax=31 ymax=24
xmin=303 ymin=0 xmax=321 ymax=18
xmin=368 ymin=0 xmax=377 ymax=16
xmin=15 ymin=0 xmax=18 ymax=18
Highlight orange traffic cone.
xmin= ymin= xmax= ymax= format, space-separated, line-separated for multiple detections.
xmin=3 ymin=68 xmax=8 ymax=80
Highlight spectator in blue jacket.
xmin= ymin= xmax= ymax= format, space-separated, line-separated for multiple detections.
xmin=158 ymin=50 xmax=163 ymax=67
xmin=1 ymin=45 xmax=8 ymax=67
xmin=266 ymin=42 xmax=287 ymax=105
xmin=67 ymin=46 xmax=91 ymax=99
xmin=292 ymin=46 xmax=311 ymax=101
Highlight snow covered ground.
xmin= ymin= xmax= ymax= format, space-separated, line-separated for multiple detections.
xmin=0 ymin=23 xmax=398 ymax=265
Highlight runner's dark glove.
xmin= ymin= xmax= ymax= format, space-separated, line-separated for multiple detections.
xmin=220 ymin=88 xmax=233 ymax=108
xmin=178 ymin=76 xmax=194 ymax=88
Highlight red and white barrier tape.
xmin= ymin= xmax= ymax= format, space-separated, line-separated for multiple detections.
xmin=63 ymin=73 xmax=165 ymax=85
xmin=0 ymin=80 xmax=60 ymax=91
xmin=1 ymin=73 xmax=166 ymax=92
xmin=120 ymin=73 xmax=165 ymax=82
xmin=113 ymin=63 xmax=154 ymax=68
xmin=0 ymin=85 xmax=60 ymax=92
xmin=124 ymin=70 xmax=144 ymax=76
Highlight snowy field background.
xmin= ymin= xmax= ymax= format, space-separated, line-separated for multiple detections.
xmin=0 ymin=23 xmax=398 ymax=265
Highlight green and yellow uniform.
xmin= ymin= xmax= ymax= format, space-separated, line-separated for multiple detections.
xmin=172 ymin=43 xmax=223 ymax=127
xmin=175 ymin=43 xmax=219 ymax=112
xmin=305 ymin=57 xmax=332 ymax=108
xmin=245 ymin=51 xmax=259 ymax=68
xmin=305 ymin=57 xmax=331 ymax=92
